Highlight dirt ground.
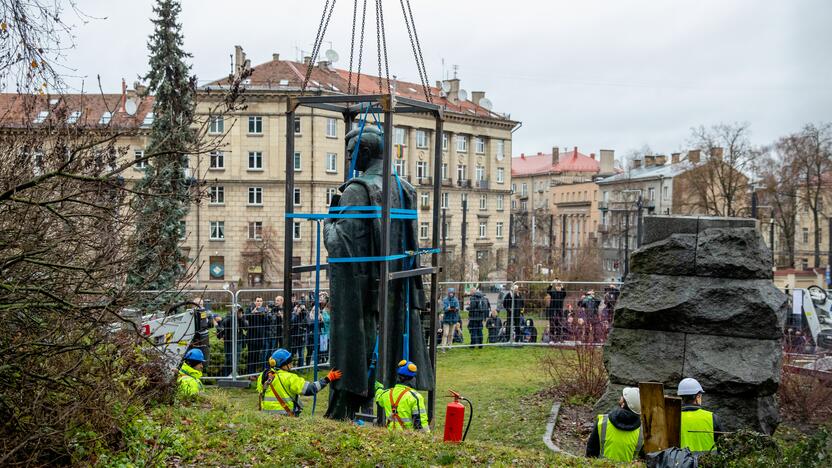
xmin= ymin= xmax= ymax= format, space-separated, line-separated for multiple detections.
xmin=550 ymin=402 xmax=595 ymax=456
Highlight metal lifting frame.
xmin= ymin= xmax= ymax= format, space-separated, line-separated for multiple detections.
xmin=283 ymin=93 xmax=444 ymax=421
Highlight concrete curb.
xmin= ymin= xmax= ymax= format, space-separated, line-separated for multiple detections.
xmin=543 ymin=401 xmax=575 ymax=457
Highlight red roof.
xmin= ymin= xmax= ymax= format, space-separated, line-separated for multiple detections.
xmin=209 ymin=58 xmax=508 ymax=120
xmin=511 ymin=147 xmax=600 ymax=177
xmin=0 ymin=93 xmax=154 ymax=129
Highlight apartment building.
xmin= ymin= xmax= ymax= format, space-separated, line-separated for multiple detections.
xmin=550 ymin=181 xmax=602 ymax=267
xmin=189 ymin=49 xmax=518 ymax=286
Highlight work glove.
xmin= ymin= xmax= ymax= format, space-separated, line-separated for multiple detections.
xmin=374 ymin=380 xmax=384 ymax=392
xmin=325 ymin=369 xmax=342 ymax=383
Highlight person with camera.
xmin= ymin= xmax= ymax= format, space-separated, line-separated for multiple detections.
xmin=257 ymin=348 xmax=342 ymax=416
xmin=290 ymin=297 xmax=308 ymax=366
xmin=441 ymin=288 xmax=460 ymax=350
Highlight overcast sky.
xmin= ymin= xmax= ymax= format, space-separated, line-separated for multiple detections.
xmin=61 ymin=0 xmax=831 ymax=157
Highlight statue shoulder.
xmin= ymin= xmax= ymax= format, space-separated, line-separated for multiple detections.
xmin=338 ymin=179 xmax=373 ymax=204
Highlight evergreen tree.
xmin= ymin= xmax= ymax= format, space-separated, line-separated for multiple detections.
xmin=129 ymin=0 xmax=196 ymax=291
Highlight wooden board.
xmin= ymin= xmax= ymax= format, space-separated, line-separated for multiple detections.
xmin=664 ymin=396 xmax=682 ymax=448
xmin=639 ymin=382 xmax=668 ymax=453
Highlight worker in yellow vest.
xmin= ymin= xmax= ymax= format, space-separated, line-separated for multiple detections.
xmin=585 ymin=387 xmax=643 ymax=461
xmin=678 ymin=377 xmax=723 ymax=454
xmin=257 ymin=348 xmax=342 ymax=416
xmin=177 ymin=348 xmax=206 ymax=398
xmin=374 ymin=360 xmax=429 ymax=431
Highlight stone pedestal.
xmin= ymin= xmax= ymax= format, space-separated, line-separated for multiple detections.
xmin=596 ymin=216 xmax=787 ymax=434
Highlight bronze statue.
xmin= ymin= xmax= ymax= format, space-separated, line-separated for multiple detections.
xmin=323 ymin=125 xmax=434 ymax=420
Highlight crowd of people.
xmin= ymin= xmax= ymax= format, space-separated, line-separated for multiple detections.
xmin=436 ymin=280 xmax=621 ymax=348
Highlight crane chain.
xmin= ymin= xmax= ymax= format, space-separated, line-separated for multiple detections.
xmin=347 ymin=0 xmax=358 ymax=94
xmin=302 ymin=0 xmax=337 ymax=95
xmin=355 ymin=0 xmax=367 ymax=93
xmin=405 ymin=0 xmax=432 ymax=103
xmin=374 ymin=0 xmax=383 ymax=94
xmin=398 ymin=0 xmax=429 ymax=102
xmin=378 ymin=0 xmax=391 ymax=95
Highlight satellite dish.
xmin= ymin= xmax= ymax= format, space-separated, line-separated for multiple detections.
xmin=479 ymin=97 xmax=493 ymax=111
xmin=440 ymin=81 xmax=452 ymax=93
xmin=325 ymin=49 xmax=339 ymax=63
xmin=124 ymin=98 xmax=138 ymax=116
xmin=458 ymin=89 xmax=468 ymax=101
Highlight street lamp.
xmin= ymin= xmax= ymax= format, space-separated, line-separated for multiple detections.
xmin=620 ymin=189 xmax=644 ymax=278
xmin=769 ymin=218 xmax=775 ymax=267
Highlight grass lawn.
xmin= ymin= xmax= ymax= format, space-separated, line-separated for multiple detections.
xmin=100 ymin=346 xmax=619 ymax=466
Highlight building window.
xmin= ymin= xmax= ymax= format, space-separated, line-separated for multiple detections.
xmin=294 ymin=152 xmax=302 ymax=171
xmin=416 ymin=161 xmax=428 ymax=179
xmin=248 ymin=187 xmax=263 ymax=205
xmin=209 ymin=116 xmax=224 ymax=134
xmin=443 ymin=221 xmax=451 ymax=240
xmin=475 ymin=165 xmax=485 ymax=181
xmin=209 ymin=186 xmax=225 ymax=204
xmin=248 ymin=116 xmax=263 ymax=134
xmin=803 ymin=227 xmax=809 ymax=243
xmin=521 ymin=200 xmax=528 ymax=211
xmin=248 ymin=221 xmax=263 ymax=240
xmin=294 ymin=117 xmax=302 ymax=134
xmin=100 ymin=111 xmax=113 ymax=125
xmin=479 ymin=221 xmax=487 ymax=239
xmin=416 ymin=130 xmax=428 ymax=148
xmin=205 ymin=150 xmax=223 ymax=169
xmin=496 ymin=194 xmax=504 ymax=211
xmin=495 ymin=140 xmax=505 ymax=159
xmin=33 ymin=110 xmax=49 ymax=124
xmin=441 ymin=192 xmax=449 ymax=209
xmin=179 ymin=221 xmax=187 ymax=240
xmin=326 ymin=187 xmax=337 ymax=206
xmin=496 ymin=222 xmax=504 ymax=239
xmin=442 ymin=132 xmax=449 ymax=151
xmin=210 ymin=221 xmax=225 ymax=240
xmin=394 ymin=159 xmax=406 ymax=176
xmin=512 ymin=183 xmax=516 ymax=193
xmin=420 ymin=222 xmax=429 ymax=240
xmin=209 ymin=256 xmax=225 ymax=279
xmin=134 ymin=149 xmax=147 ymax=169
xmin=511 ymin=199 xmax=517 ymax=210
xmin=663 ymin=186 xmax=669 ymax=200
xmin=293 ymin=188 xmax=302 ymax=206
xmin=326 ymin=152 xmax=338 ymax=172
xmin=479 ymin=194 xmax=487 ymax=210
xmin=394 ymin=127 xmax=407 ymax=146
xmin=248 ymin=151 xmax=263 ymax=170
xmin=648 ymin=187 xmax=655 ymax=200
xmin=293 ymin=221 xmax=302 ymax=240
xmin=326 ymin=118 xmax=337 ymax=138
xmin=66 ymin=110 xmax=81 ymax=124
xmin=421 ymin=192 xmax=430 ymax=207
xmin=457 ymin=164 xmax=466 ymax=182
xmin=141 ymin=112 xmax=154 ymax=127
xmin=521 ymin=183 xmax=528 ymax=196
xmin=456 ymin=135 xmax=468 ymax=152
xmin=496 ymin=167 xmax=504 ymax=183
xmin=475 ymin=137 xmax=486 ymax=154
xmin=441 ymin=163 xmax=448 ymax=180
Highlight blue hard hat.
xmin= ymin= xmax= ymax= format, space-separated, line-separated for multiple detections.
xmin=270 ymin=348 xmax=293 ymax=368
xmin=397 ymin=360 xmax=418 ymax=378
xmin=184 ymin=348 xmax=206 ymax=362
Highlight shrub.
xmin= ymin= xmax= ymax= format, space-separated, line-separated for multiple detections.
xmin=779 ymin=356 xmax=832 ymax=425
xmin=541 ymin=343 xmax=607 ymax=405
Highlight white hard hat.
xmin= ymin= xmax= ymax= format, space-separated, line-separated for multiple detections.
xmin=622 ymin=387 xmax=641 ymax=414
xmin=677 ymin=377 xmax=704 ymax=396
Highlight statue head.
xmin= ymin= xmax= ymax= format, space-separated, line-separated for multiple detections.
xmin=346 ymin=125 xmax=384 ymax=172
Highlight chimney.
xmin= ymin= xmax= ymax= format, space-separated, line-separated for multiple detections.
xmin=120 ymin=78 xmax=127 ymax=112
xmin=671 ymin=152 xmax=681 ymax=164
xmin=687 ymin=150 xmax=701 ymax=164
xmin=471 ymin=91 xmax=485 ymax=106
xmin=600 ymin=149 xmax=614 ymax=174
xmin=712 ymin=147 xmax=724 ymax=161
xmin=590 ymin=152 xmax=596 ymax=160
xmin=303 ymin=56 xmax=312 ymax=65
xmin=573 ymin=146 xmax=579 ymax=158
xmin=633 ymin=158 xmax=642 ymax=169
xmin=444 ymin=78 xmax=461 ymax=102
xmin=520 ymin=153 xmax=525 ymax=159
xmin=131 ymin=81 xmax=147 ymax=97
xmin=234 ymin=45 xmax=246 ymax=73
xmin=537 ymin=151 xmax=543 ymax=156
xmin=272 ymin=53 xmax=280 ymax=61
xmin=552 ymin=146 xmax=559 ymax=166
xmin=655 ymin=154 xmax=667 ymax=166
xmin=644 ymin=155 xmax=656 ymax=167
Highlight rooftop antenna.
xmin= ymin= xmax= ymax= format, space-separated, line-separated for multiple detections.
xmin=441 ymin=57 xmax=446 ymax=80
xmin=452 ymin=64 xmax=459 ymax=79
xmin=229 ymin=54 xmax=233 ymax=75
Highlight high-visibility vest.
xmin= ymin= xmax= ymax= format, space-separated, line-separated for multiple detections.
xmin=596 ymin=414 xmax=643 ymax=462
xmin=257 ymin=369 xmax=304 ymax=414
xmin=177 ymin=363 xmax=204 ymax=397
xmin=680 ymin=408 xmax=716 ymax=453
xmin=375 ymin=384 xmax=429 ymax=431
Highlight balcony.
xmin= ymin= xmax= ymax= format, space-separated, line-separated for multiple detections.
xmin=420 ymin=203 xmax=431 ymax=211
xmin=457 ymin=179 xmax=471 ymax=188
xmin=644 ymin=199 xmax=656 ymax=210
xmin=418 ymin=176 xmax=433 ymax=186
xmin=441 ymin=178 xmax=453 ymax=187
xmin=598 ymin=224 xmax=609 ymax=234
xmin=477 ymin=179 xmax=489 ymax=189
xmin=598 ymin=201 xmax=608 ymax=210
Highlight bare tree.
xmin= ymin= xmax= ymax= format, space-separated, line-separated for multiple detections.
xmin=239 ymin=224 xmax=282 ymax=286
xmin=781 ymin=123 xmax=832 ymax=268
xmin=684 ymin=123 xmax=758 ymax=217
xmin=759 ymin=146 xmax=799 ymax=267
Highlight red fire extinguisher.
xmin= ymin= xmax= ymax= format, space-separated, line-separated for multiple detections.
xmin=443 ymin=390 xmax=473 ymax=443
